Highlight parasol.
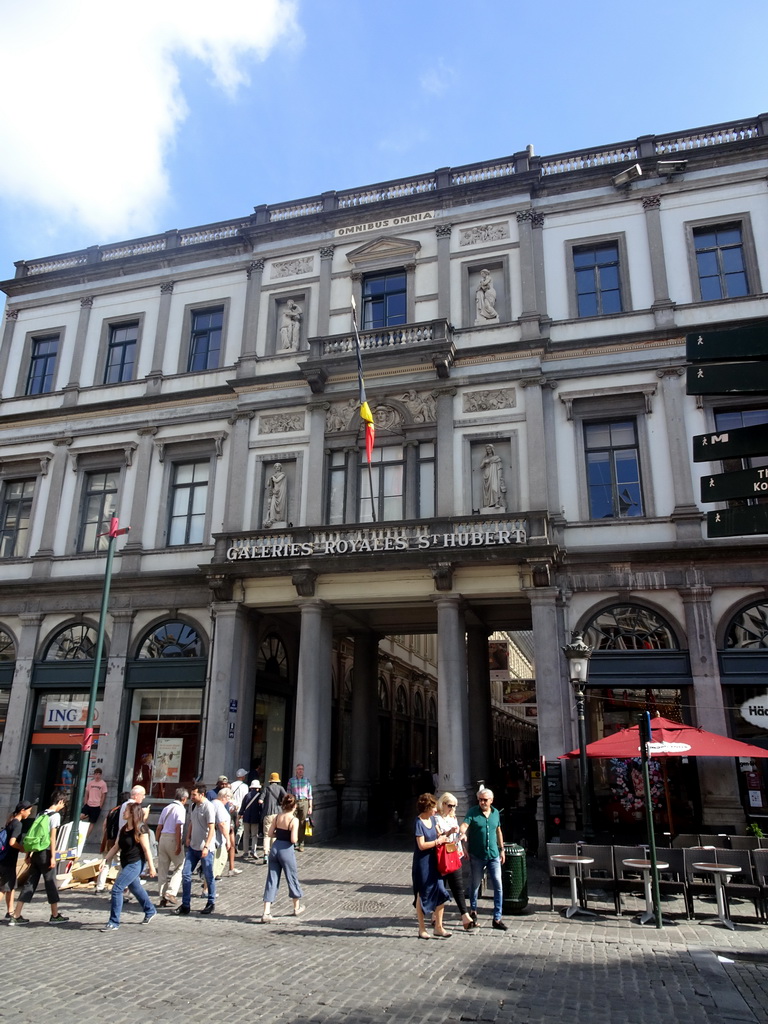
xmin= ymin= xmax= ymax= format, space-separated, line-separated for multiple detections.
xmin=563 ymin=715 xmax=768 ymax=760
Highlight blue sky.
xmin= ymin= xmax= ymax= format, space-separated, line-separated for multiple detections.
xmin=0 ymin=0 xmax=765 ymax=281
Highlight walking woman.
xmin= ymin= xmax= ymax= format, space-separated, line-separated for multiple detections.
xmin=435 ymin=792 xmax=476 ymax=931
xmin=0 ymin=801 xmax=32 ymax=919
xmin=100 ymin=802 xmax=157 ymax=930
xmin=412 ymin=792 xmax=451 ymax=939
xmin=261 ymin=794 xmax=304 ymax=922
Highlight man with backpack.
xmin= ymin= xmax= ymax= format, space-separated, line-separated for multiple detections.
xmin=260 ymin=773 xmax=286 ymax=864
xmin=9 ymin=789 xmax=69 ymax=925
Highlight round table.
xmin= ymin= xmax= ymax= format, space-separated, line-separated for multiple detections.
xmin=622 ymin=858 xmax=669 ymax=925
xmin=691 ymin=862 xmax=742 ymax=930
xmin=550 ymin=854 xmax=597 ymax=918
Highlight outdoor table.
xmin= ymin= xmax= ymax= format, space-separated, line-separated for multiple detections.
xmin=622 ymin=858 xmax=669 ymax=925
xmin=550 ymin=854 xmax=597 ymax=918
xmin=692 ymin=861 xmax=742 ymax=930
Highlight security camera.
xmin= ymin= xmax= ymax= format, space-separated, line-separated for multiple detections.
xmin=611 ymin=164 xmax=643 ymax=187
xmin=656 ymin=159 xmax=688 ymax=176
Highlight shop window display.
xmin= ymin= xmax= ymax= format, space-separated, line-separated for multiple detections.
xmin=124 ymin=688 xmax=202 ymax=797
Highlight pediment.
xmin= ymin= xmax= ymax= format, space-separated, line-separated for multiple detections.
xmin=345 ymin=235 xmax=421 ymax=268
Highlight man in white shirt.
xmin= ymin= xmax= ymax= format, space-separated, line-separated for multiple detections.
xmin=155 ymin=787 xmax=188 ymax=907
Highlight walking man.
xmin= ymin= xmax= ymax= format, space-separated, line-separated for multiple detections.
xmin=460 ymin=787 xmax=507 ymax=931
xmin=81 ymin=767 xmax=108 ymax=839
xmin=287 ymin=764 xmax=313 ymax=851
xmin=240 ymin=780 xmax=262 ymax=860
xmin=155 ymin=787 xmax=188 ymax=906
xmin=174 ymin=785 xmax=216 ymax=917
xmin=9 ymin=789 xmax=69 ymax=925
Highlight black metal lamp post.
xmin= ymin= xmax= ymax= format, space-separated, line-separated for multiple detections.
xmin=562 ymin=631 xmax=593 ymax=839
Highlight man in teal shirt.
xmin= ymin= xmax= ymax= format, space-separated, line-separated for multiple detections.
xmin=460 ymin=787 xmax=507 ymax=930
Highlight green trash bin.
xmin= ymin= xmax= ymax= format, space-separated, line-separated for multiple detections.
xmin=502 ymin=843 xmax=528 ymax=915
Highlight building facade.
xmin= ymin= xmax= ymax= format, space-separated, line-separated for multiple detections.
xmin=2 ymin=114 xmax=768 ymax=840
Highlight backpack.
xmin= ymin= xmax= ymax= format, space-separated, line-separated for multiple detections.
xmin=0 ymin=825 xmax=8 ymax=860
xmin=23 ymin=811 xmax=52 ymax=853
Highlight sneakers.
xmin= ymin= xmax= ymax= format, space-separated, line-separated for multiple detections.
xmin=101 ymin=923 xmax=119 ymax=931
xmin=261 ymin=913 xmax=272 ymax=923
xmin=492 ymin=918 xmax=507 ymax=931
xmin=173 ymin=905 xmax=191 ymax=916
xmin=141 ymin=912 xmax=157 ymax=924
xmin=8 ymin=915 xmax=29 ymax=926
xmin=227 ymin=868 xmax=242 ymax=876
xmin=200 ymin=903 xmax=215 ymax=915
xmin=293 ymin=904 xmax=306 ymax=916
xmin=49 ymin=913 xmax=69 ymax=924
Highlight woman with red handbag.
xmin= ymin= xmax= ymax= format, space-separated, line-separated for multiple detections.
xmin=412 ymin=793 xmax=451 ymax=939
xmin=435 ymin=793 xmax=476 ymax=931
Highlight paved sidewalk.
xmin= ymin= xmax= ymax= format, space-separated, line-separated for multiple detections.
xmin=1 ymin=836 xmax=767 ymax=1024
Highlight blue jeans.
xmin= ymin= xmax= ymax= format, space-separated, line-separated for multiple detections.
xmin=262 ymin=840 xmax=303 ymax=903
xmin=181 ymin=846 xmax=215 ymax=908
xmin=469 ymin=853 xmax=503 ymax=921
xmin=107 ymin=860 xmax=156 ymax=927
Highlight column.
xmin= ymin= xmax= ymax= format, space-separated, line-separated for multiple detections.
xmin=0 ymin=614 xmax=42 ymax=819
xmin=681 ymin=586 xmax=744 ymax=828
xmin=642 ymin=195 xmax=676 ymax=329
xmin=466 ymin=626 xmax=492 ymax=788
xmin=0 ymin=309 xmax=20 ymax=398
xmin=658 ymin=367 xmax=702 ymax=541
xmin=31 ymin=436 xmax=73 ymax=575
xmin=520 ymin=377 xmax=549 ymax=520
xmin=305 ymin=404 xmax=328 ymax=525
xmin=200 ymin=603 xmax=247 ymax=783
xmin=435 ymin=225 xmax=452 ymax=321
xmin=294 ymin=600 xmax=334 ymax=825
xmin=97 ymin=609 xmax=135 ymax=799
xmin=147 ymin=282 xmax=175 ymax=390
xmin=236 ymin=259 xmax=264 ymax=377
xmin=316 ymin=246 xmax=335 ymax=337
xmin=223 ymin=412 xmax=254 ymax=532
xmin=434 ymin=595 xmax=471 ymax=806
xmin=434 ymin=387 xmax=456 ymax=516
xmin=120 ymin=427 xmax=157 ymax=572
xmin=346 ymin=631 xmax=380 ymax=825
xmin=63 ymin=296 xmax=93 ymax=402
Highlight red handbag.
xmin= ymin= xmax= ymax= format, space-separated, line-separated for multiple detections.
xmin=436 ymin=841 xmax=461 ymax=875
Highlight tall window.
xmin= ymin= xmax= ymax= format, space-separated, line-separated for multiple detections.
xmin=362 ymin=271 xmax=407 ymax=330
xmin=0 ymin=479 xmax=35 ymax=558
xmin=187 ymin=308 xmax=223 ymax=371
xmin=584 ymin=419 xmax=643 ymax=519
xmin=694 ymin=223 xmax=749 ymax=300
xmin=327 ymin=450 xmax=348 ymax=525
xmin=573 ymin=243 xmax=622 ymax=317
xmin=26 ymin=335 xmax=58 ymax=395
xmin=79 ymin=470 xmax=119 ymax=552
xmin=104 ymin=322 xmax=138 ymax=384
xmin=168 ymin=461 xmax=209 ymax=545
xmin=417 ymin=442 xmax=435 ymax=519
xmin=359 ymin=445 xmax=405 ymax=523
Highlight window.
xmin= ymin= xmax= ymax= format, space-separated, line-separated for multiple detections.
xmin=694 ymin=223 xmax=749 ymax=301
xmin=138 ymin=621 xmax=204 ymax=658
xmin=44 ymin=624 xmax=98 ymax=660
xmin=187 ymin=308 xmax=223 ymax=372
xmin=78 ymin=470 xmax=119 ymax=552
xmin=327 ymin=440 xmax=434 ymax=524
xmin=359 ymin=445 xmax=405 ymax=523
xmin=573 ymin=243 xmax=622 ymax=316
xmin=104 ymin=322 xmax=138 ymax=384
xmin=168 ymin=460 xmax=209 ymax=545
xmin=585 ymin=604 xmax=678 ymax=650
xmin=0 ymin=479 xmax=35 ymax=558
xmin=417 ymin=442 xmax=435 ymax=519
xmin=362 ymin=271 xmax=407 ymax=330
xmin=327 ymin=450 xmax=348 ymax=526
xmin=26 ymin=335 xmax=58 ymax=395
xmin=714 ymin=407 xmax=768 ymax=506
xmin=584 ymin=419 xmax=644 ymax=519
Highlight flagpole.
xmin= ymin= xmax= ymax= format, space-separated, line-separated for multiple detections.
xmin=350 ymin=298 xmax=376 ymax=523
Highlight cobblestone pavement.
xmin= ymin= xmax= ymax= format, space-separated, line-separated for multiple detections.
xmin=1 ymin=836 xmax=767 ymax=1024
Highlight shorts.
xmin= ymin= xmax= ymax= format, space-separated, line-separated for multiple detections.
xmin=81 ymin=804 xmax=101 ymax=823
xmin=0 ymin=857 xmax=19 ymax=891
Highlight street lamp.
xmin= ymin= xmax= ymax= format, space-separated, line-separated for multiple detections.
xmin=562 ymin=630 xmax=593 ymax=839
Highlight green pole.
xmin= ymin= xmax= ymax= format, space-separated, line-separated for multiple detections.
xmin=639 ymin=711 xmax=663 ymax=929
xmin=67 ymin=518 xmax=128 ymax=859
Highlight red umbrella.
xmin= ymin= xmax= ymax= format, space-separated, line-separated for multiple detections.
xmin=564 ymin=715 xmax=768 ymax=760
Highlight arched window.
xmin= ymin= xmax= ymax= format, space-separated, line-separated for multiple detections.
xmin=137 ymin=621 xmax=203 ymax=659
xmin=427 ymin=697 xmax=437 ymax=723
xmin=257 ymin=633 xmax=288 ymax=678
xmin=726 ymin=601 xmax=768 ymax=649
xmin=378 ymin=678 xmax=390 ymax=710
xmin=414 ymin=691 xmax=425 ymax=719
xmin=395 ymin=684 xmax=408 ymax=714
xmin=584 ymin=604 xmax=678 ymax=651
xmin=44 ymin=624 xmax=98 ymax=660
xmin=0 ymin=629 xmax=14 ymax=661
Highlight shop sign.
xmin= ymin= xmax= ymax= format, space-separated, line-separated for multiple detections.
xmin=740 ymin=694 xmax=768 ymax=729
xmin=43 ymin=700 xmax=103 ymax=728
xmin=227 ymin=519 xmax=527 ymax=562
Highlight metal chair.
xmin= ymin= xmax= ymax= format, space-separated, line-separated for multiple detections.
xmin=752 ymin=849 xmax=768 ymax=921
xmin=682 ymin=848 xmax=718 ymax=918
xmin=716 ymin=849 xmax=762 ymax=922
xmin=579 ymin=844 xmax=620 ymax=915
xmin=672 ymin=833 xmax=700 ymax=849
xmin=547 ymin=842 xmax=579 ymax=911
xmin=697 ymin=834 xmax=730 ymax=848
xmin=656 ymin=847 xmax=690 ymax=918
xmin=730 ymin=836 xmax=759 ymax=852
xmin=613 ymin=845 xmax=647 ymax=915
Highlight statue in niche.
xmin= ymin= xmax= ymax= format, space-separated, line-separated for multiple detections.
xmin=474 ymin=268 xmax=499 ymax=325
xmin=264 ymin=462 xmax=288 ymax=527
xmin=481 ymin=444 xmax=507 ymax=511
xmin=279 ymin=299 xmax=302 ymax=350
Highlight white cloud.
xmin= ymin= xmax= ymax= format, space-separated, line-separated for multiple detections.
xmin=419 ymin=59 xmax=455 ymax=98
xmin=0 ymin=0 xmax=298 ymax=240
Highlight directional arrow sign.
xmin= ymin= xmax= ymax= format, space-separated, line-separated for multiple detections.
xmin=687 ymin=322 xmax=768 ymax=363
xmin=693 ymin=422 xmax=768 ymax=462
xmin=687 ymin=362 xmax=768 ymax=395
xmin=701 ymin=466 xmax=768 ymax=502
xmin=707 ymin=504 xmax=768 ymax=538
